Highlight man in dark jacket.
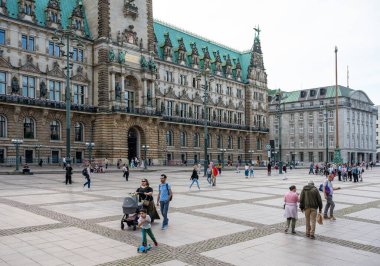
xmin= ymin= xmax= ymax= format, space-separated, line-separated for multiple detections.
xmin=299 ymin=180 xmax=323 ymax=239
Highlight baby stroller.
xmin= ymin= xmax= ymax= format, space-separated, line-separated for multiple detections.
xmin=121 ymin=193 xmax=142 ymax=230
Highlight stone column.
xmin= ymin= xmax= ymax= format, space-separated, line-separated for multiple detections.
xmin=143 ymin=79 xmax=147 ymax=107
xmin=121 ymin=75 xmax=125 ymax=109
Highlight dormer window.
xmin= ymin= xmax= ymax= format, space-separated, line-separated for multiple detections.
xmin=45 ymin=0 xmax=61 ymax=27
xmin=51 ymin=12 xmax=58 ymax=23
xmin=74 ymin=19 xmax=82 ymax=30
xmin=300 ymin=91 xmax=306 ymax=98
xmin=310 ymin=90 xmax=316 ymax=97
xmin=24 ymin=3 xmax=32 ymax=15
xmin=320 ymin=88 xmax=326 ymax=95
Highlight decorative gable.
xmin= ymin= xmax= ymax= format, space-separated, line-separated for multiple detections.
xmin=71 ymin=66 xmax=89 ymax=83
xmin=0 ymin=50 xmax=13 ymax=69
xmin=164 ymin=86 xmax=177 ymax=99
xmin=179 ymin=89 xmax=191 ymax=101
xmin=176 ymin=37 xmax=187 ymax=65
xmin=19 ymin=54 xmax=41 ymax=74
xmin=201 ymin=47 xmax=211 ymax=71
xmin=0 ymin=0 xmax=8 ymax=16
xmin=188 ymin=42 xmax=199 ymax=68
xmin=18 ymin=0 xmax=36 ymax=23
xmin=192 ymin=91 xmax=203 ymax=104
xmin=227 ymin=99 xmax=235 ymax=109
xmin=47 ymin=61 xmax=65 ymax=79
xmin=213 ymin=50 xmax=222 ymax=74
xmin=216 ymin=96 xmax=225 ymax=107
xmin=234 ymin=58 xmax=242 ymax=81
xmin=45 ymin=0 xmax=61 ymax=28
xmin=69 ymin=1 xmax=85 ymax=37
xmin=224 ymin=54 xmax=233 ymax=78
xmin=161 ymin=32 xmax=173 ymax=62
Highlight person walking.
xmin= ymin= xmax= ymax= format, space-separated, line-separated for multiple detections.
xmin=206 ymin=165 xmax=212 ymax=186
xmin=83 ymin=163 xmax=92 ymax=190
xmin=337 ymin=164 xmax=342 ymax=181
xmin=189 ymin=165 xmax=200 ymax=191
xmin=104 ymin=158 xmax=109 ymax=169
xmin=136 ymin=179 xmax=160 ymax=222
xmin=138 ymin=209 xmax=158 ymax=247
xmin=352 ymin=164 xmax=359 ymax=183
xmin=299 ymin=180 xmax=323 ymax=239
xmin=157 ymin=174 xmax=172 ymax=230
xmin=282 ymin=164 xmax=288 ymax=180
xmin=211 ymin=164 xmax=218 ymax=186
xmin=347 ymin=164 xmax=352 ymax=181
xmin=217 ymin=163 xmax=222 ymax=175
xmin=62 ymin=157 xmax=66 ymax=169
xmin=267 ymin=162 xmax=272 ymax=176
xmin=249 ymin=165 xmax=254 ymax=178
xmin=244 ymin=164 xmax=249 ymax=178
xmin=323 ymin=174 xmax=341 ymax=220
xmin=235 ymin=162 xmax=240 ymax=173
xmin=284 ymin=185 xmax=300 ymax=234
xmin=65 ymin=163 xmax=73 ymax=185
xmin=309 ymin=163 xmax=314 ymax=174
xmin=122 ymin=164 xmax=129 ymax=181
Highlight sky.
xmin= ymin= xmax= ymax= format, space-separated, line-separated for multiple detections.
xmin=153 ymin=0 xmax=380 ymax=105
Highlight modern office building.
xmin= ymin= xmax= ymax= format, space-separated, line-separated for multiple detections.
xmin=0 ymin=0 xmax=269 ymax=165
xmin=268 ymin=86 xmax=377 ymax=164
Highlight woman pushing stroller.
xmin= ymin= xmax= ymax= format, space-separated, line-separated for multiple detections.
xmin=136 ymin=179 xmax=160 ymax=222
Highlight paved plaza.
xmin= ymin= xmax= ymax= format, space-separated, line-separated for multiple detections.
xmin=0 ymin=166 xmax=380 ymax=265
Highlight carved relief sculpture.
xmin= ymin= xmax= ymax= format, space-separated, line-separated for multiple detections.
xmin=11 ymin=76 xmax=20 ymax=94
xmin=108 ymin=49 xmax=115 ymax=62
xmin=40 ymin=80 xmax=47 ymax=98
xmin=118 ymin=50 xmax=126 ymax=64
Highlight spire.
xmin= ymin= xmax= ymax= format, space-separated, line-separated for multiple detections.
xmin=252 ymin=25 xmax=262 ymax=54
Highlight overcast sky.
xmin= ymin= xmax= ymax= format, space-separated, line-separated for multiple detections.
xmin=153 ymin=0 xmax=380 ymax=105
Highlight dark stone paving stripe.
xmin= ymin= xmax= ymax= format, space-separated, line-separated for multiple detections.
xmin=0 ymin=223 xmax=66 ymax=237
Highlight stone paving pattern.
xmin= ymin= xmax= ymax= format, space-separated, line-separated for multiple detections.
xmin=0 ymin=166 xmax=380 ymax=265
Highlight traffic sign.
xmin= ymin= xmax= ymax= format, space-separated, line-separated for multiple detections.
xmin=265 ymin=144 xmax=271 ymax=151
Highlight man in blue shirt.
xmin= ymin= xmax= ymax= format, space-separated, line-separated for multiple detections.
xmin=157 ymin=174 xmax=172 ymax=230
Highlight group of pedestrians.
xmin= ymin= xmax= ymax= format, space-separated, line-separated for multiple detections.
xmin=284 ymin=172 xmax=341 ymax=239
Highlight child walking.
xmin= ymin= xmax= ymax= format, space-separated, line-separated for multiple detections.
xmin=138 ymin=209 xmax=158 ymax=247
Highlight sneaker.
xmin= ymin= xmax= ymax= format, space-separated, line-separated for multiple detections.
xmin=291 ymin=231 xmax=296 ymax=234
xmin=330 ymin=216 xmax=336 ymax=221
xmin=306 ymin=233 xmax=310 ymax=237
xmin=323 ymin=215 xmax=329 ymax=219
xmin=284 ymin=228 xmax=288 ymax=233
xmin=310 ymin=235 xmax=315 ymax=239
xmin=154 ymin=241 xmax=158 ymax=246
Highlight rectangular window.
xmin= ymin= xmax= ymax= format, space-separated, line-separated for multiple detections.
xmin=49 ymin=41 xmax=61 ymax=57
xmin=299 ymin=113 xmax=303 ymax=120
xmin=226 ymin=86 xmax=232 ymax=96
xmin=237 ymin=89 xmax=242 ymax=99
xmin=290 ymin=125 xmax=295 ymax=134
xmin=290 ymin=114 xmax=294 ymax=121
xmin=216 ymin=83 xmax=222 ymax=94
xmin=308 ymin=124 xmax=313 ymax=133
xmin=180 ymin=103 xmax=188 ymax=118
xmin=299 ymin=126 xmax=303 ymax=134
xmin=166 ymin=101 xmax=173 ymax=116
xmin=318 ymin=123 xmax=323 ymax=133
xmin=310 ymin=102 xmax=314 ymax=106
xmin=299 ymin=138 xmax=304 ymax=148
xmin=165 ymin=71 xmax=173 ymax=82
xmin=308 ymin=112 xmax=313 ymax=119
xmin=49 ymin=80 xmax=61 ymax=101
xmin=309 ymin=138 xmax=313 ymax=147
xmin=238 ymin=113 xmax=242 ymax=125
xmin=300 ymin=103 xmax=304 ymax=107
xmin=275 ymin=125 xmax=279 ymax=135
xmin=194 ymin=105 xmax=200 ymax=120
xmin=228 ymin=111 xmax=233 ymax=124
xmin=73 ymin=48 xmax=84 ymax=62
xmin=22 ymin=76 xmax=35 ymax=97
xmin=22 ymin=35 xmax=34 ymax=51
xmin=329 ymin=123 xmax=334 ymax=132
xmin=217 ymin=109 xmax=222 ymax=123
xmin=329 ymin=111 xmax=334 ymax=118
xmin=0 ymin=71 xmax=5 ymax=94
xmin=73 ymin=84 xmax=85 ymax=104
xmin=0 ymin=29 xmax=5 ymax=45
xmin=309 ymin=152 xmax=314 ymax=162
xmin=300 ymin=152 xmax=304 ymax=162
xmin=179 ymin=74 xmax=187 ymax=86
xmin=124 ymin=91 xmax=134 ymax=111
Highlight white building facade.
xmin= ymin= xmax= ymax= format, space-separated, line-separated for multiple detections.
xmin=269 ymin=86 xmax=377 ymax=164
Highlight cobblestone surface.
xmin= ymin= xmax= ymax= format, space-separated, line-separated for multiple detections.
xmin=0 ymin=167 xmax=379 ymax=265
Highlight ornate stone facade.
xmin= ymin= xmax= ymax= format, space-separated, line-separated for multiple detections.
xmin=0 ymin=0 xmax=269 ymax=166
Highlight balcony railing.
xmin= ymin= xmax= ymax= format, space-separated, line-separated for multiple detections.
xmin=0 ymin=95 xmax=97 ymax=113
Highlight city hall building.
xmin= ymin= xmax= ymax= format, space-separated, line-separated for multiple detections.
xmin=0 ymin=0 xmax=269 ymax=165
xmin=268 ymin=86 xmax=377 ymax=164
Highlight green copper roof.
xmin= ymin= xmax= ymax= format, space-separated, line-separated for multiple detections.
xmin=154 ymin=20 xmax=253 ymax=83
xmin=5 ymin=0 xmax=91 ymax=38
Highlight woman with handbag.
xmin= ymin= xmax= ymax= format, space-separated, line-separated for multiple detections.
xmin=136 ymin=179 xmax=160 ymax=222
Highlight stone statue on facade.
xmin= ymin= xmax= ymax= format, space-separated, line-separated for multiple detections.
xmin=40 ymin=80 xmax=47 ymax=98
xmin=118 ymin=50 xmax=126 ymax=64
xmin=11 ymin=76 xmax=19 ymax=94
xmin=109 ymin=49 xmax=115 ymax=62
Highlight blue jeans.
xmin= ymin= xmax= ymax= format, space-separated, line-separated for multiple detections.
xmin=206 ymin=174 xmax=211 ymax=184
xmin=83 ymin=177 xmax=91 ymax=188
xmin=160 ymin=200 xmax=170 ymax=227
xmin=190 ymin=179 xmax=200 ymax=189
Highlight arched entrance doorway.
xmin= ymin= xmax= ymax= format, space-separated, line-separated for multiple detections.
xmin=128 ymin=128 xmax=139 ymax=161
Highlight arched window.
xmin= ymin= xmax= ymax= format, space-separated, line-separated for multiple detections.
xmin=74 ymin=122 xmax=84 ymax=142
xmin=0 ymin=115 xmax=6 ymax=138
xmin=50 ymin=120 xmax=60 ymax=140
xmin=166 ymin=131 xmax=174 ymax=146
xmin=23 ymin=117 xmax=35 ymax=139
xmin=193 ymin=133 xmax=200 ymax=147
xmin=180 ymin=131 xmax=187 ymax=147
xmin=217 ymin=135 xmax=222 ymax=149
xmin=237 ymin=137 xmax=242 ymax=149
xmin=227 ymin=136 xmax=233 ymax=149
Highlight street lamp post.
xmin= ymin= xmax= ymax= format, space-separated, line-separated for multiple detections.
xmin=219 ymin=148 xmax=226 ymax=168
xmin=275 ymin=91 xmax=284 ymax=174
xmin=142 ymin=145 xmax=150 ymax=170
xmin=197 ymin=70 xmax=214 ymax=176
xmin=85 ymin=142 xmax=95 ymax=164
xmin=52 ymin=29 xmax=84 ymax=165
xmin=35 ymin=144 xmax=42 ymax=164
xmin=12 ymin=139 xmax=23 ymax=171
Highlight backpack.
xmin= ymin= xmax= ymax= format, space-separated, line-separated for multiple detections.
xmin=212 ymin=167 xmax=218 ymax=177
xmin=319 ymin=181 xmax=331 ymax=194
xmin=82 ymin=168 xmax=88 ymax=177
xmin=160 ymin=183 xmax=173 ymax=201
